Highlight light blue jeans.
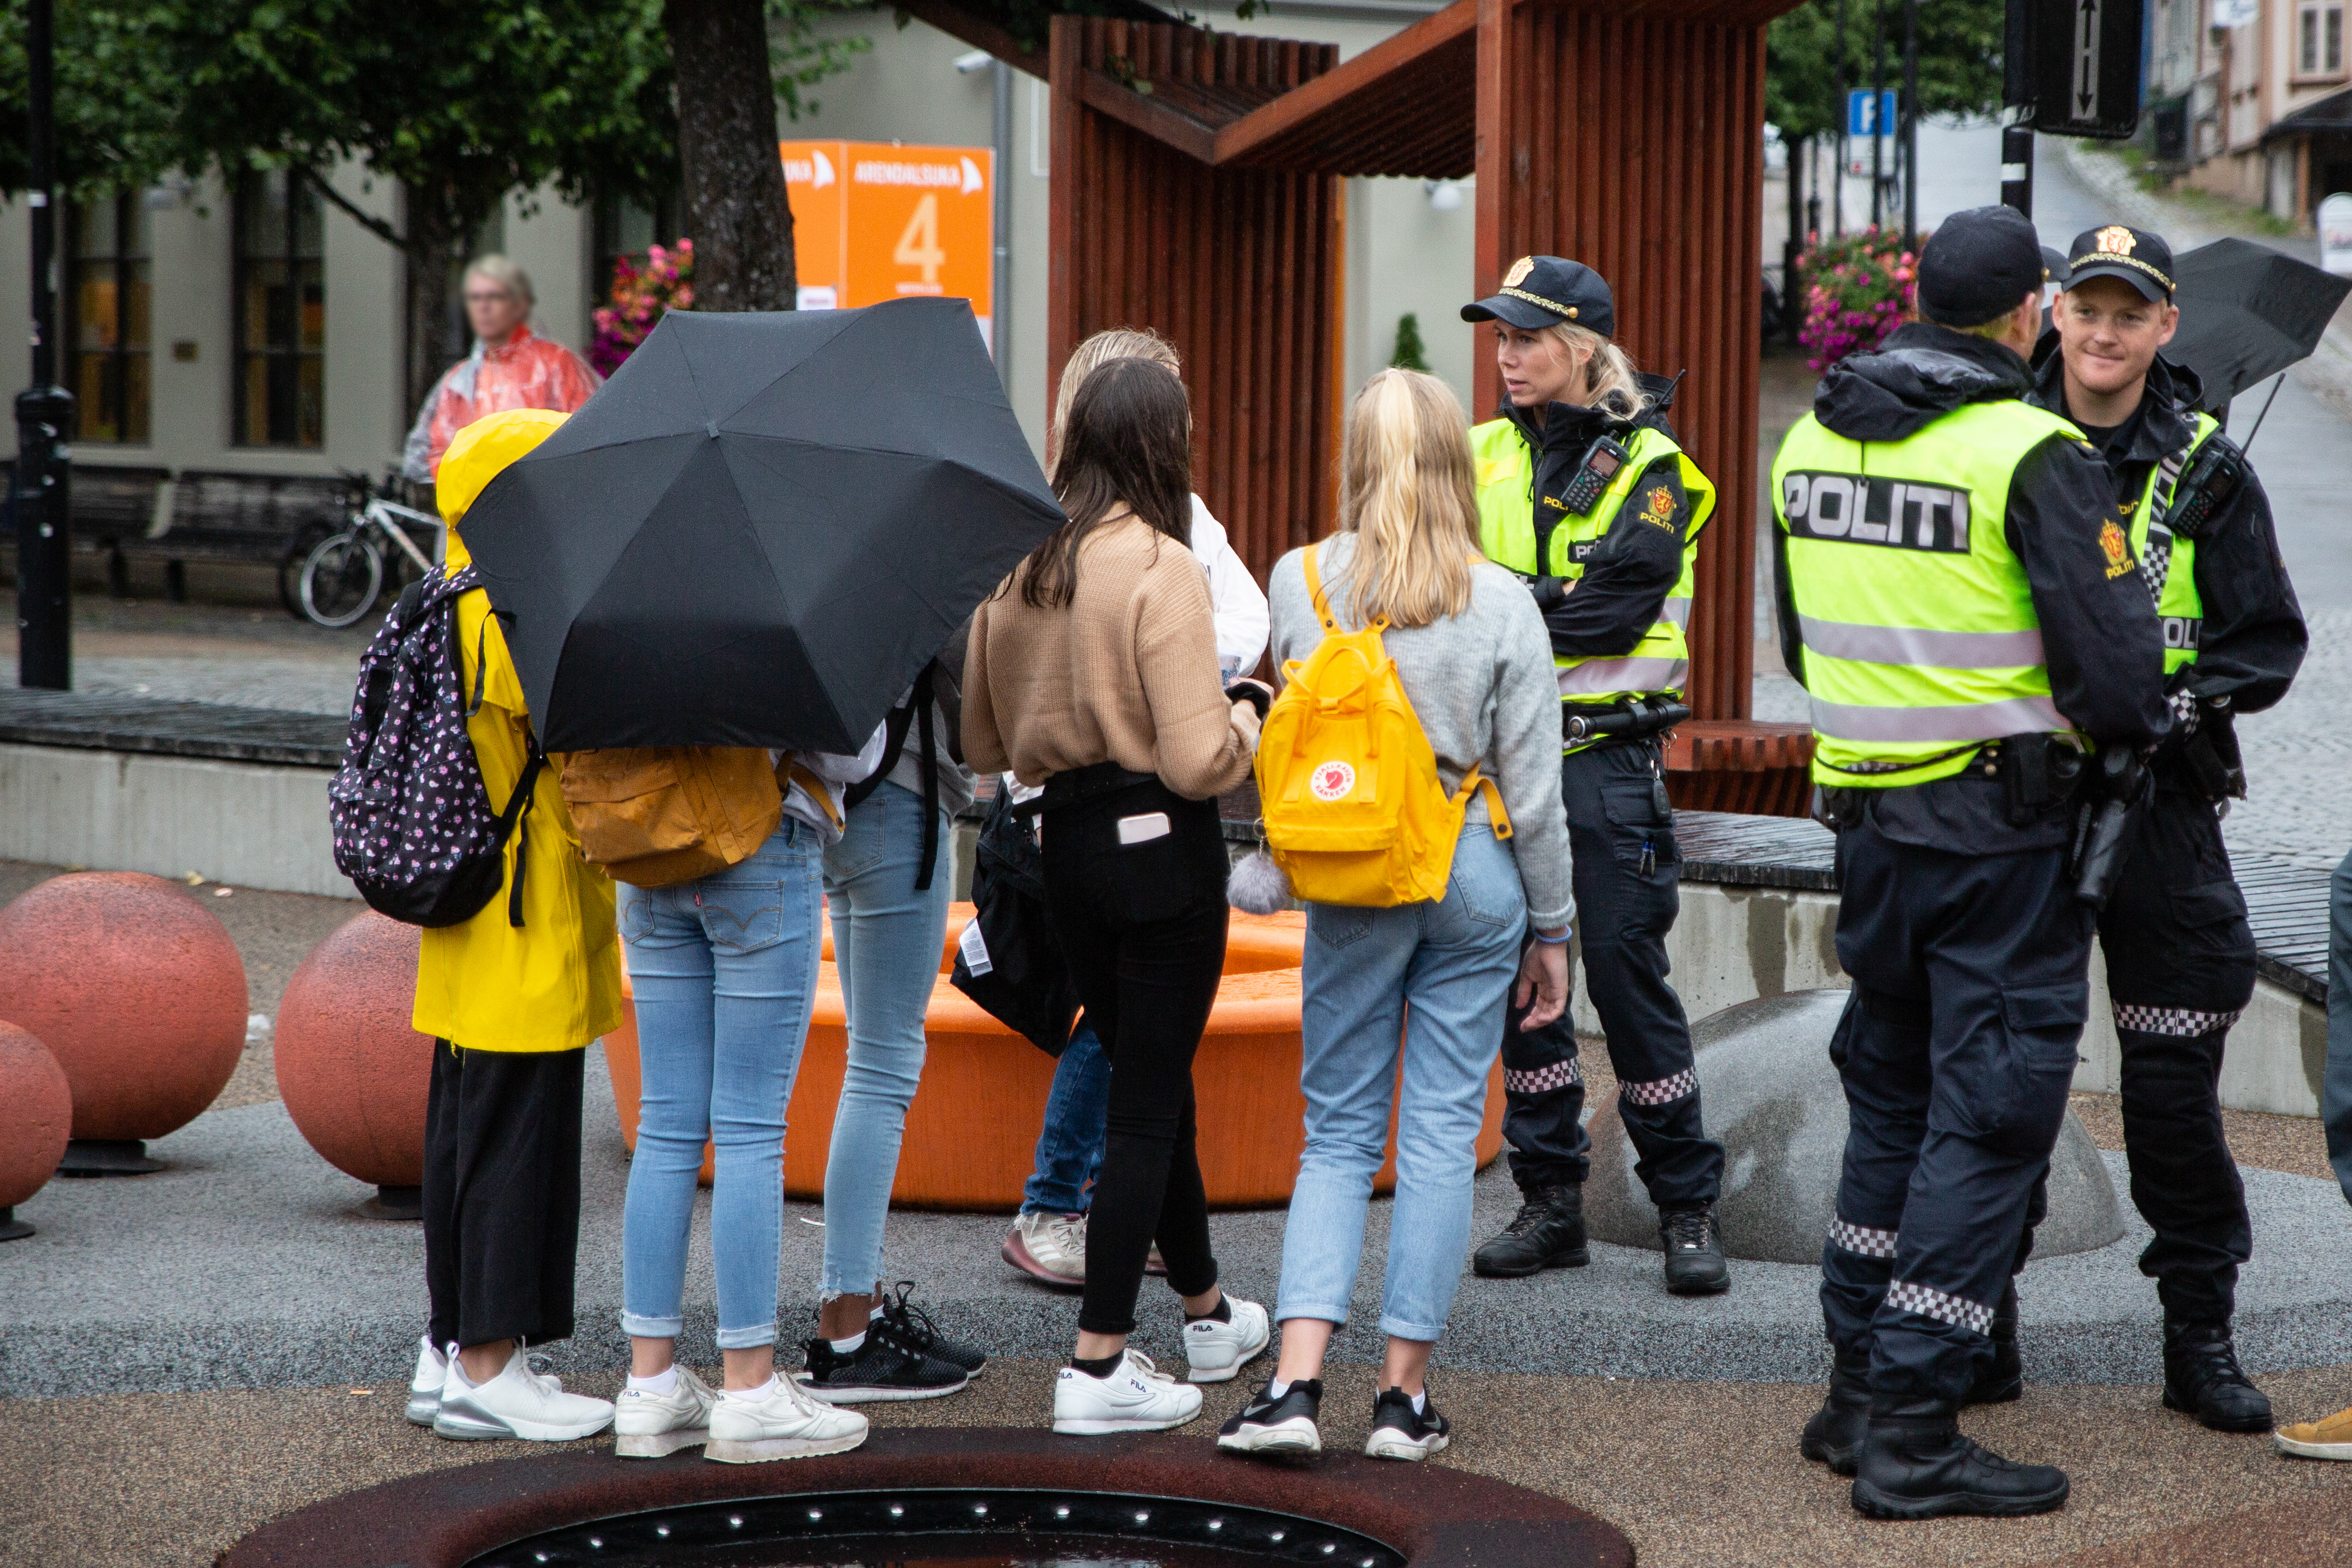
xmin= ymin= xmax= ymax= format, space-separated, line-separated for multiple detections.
xmin=1022 ymin=1020 xmax=1110 ymax=1215
xmin=619 ymin=820 xmax=823 ymax=1350
xmin=1275 ymin=827 xmax=1526 ymax=1344
xmin=820 ymin=780 xmax=954 ymax=1298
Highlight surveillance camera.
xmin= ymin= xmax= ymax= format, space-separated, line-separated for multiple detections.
xmin=955 ymin=49 xmax=993 ymax=74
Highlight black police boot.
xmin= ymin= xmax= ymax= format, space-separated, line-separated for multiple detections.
xmin=2161 ymin=1318 xmax=2273 ymax=1433
xmin=1472 ymin=1185 xmax=1589 ymax=1278
xmin=1964 ymin=1279 xmax=2022 ymax=1406
xmin=1798 ymin=1343 xmax=1871 ymax=1475
xmin=1850 ymin=1400 xmax=2070 ymax=1520
xmin=1659 ymin=1205 xmax=1730 ymax=1295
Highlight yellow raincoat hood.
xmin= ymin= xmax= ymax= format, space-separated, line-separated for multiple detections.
xmin=436 ymin=407 xmax=569 ymax=569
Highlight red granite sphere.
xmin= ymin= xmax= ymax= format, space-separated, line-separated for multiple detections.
xmin=0 ymin=873 xmax=248 ymax=1141
xmin=0 ymin=1023 xmax=72 ymax=1207
xmin=274 ymin=911 xmax=431 ymax=1188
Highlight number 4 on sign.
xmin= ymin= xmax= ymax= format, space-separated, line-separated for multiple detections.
xmin=894 ymin=193 xmax=948 ymax=288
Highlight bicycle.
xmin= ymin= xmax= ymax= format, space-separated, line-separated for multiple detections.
xmin=294 ymin=473 xmax=446 ymax=629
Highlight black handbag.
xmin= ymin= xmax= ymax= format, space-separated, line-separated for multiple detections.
xmin=949 ymin=789 xmax=1082 ymax=1056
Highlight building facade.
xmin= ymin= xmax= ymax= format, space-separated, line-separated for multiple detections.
xmin=0 ymin=1 xmax=1478 ymax=547
xmin=2152 ymin=0 xmax=2352 ymax=225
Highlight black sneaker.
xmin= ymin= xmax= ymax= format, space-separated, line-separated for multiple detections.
xmin=797 ymin=1331 xmax=967 ymax=1404
xmin=1365 ymin=1385 xmax=1451 ymax=1461
xmin=875 ymin=1281 xmax=988 ymax=1379
xmin=1660 ymin=1206 xmax=1731 ymax=1295
xmin=1216 ymin=1378 xmax=1322 ymax=1456
xmin=1472 ymin=1186 xmax=1589 ymax=1277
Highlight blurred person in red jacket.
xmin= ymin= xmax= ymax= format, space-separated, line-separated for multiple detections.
xmin=403 ymin=255 xmax=600 ymax=482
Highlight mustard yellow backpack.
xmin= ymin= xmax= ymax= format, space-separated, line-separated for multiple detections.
xmin=1256 ymin=543 xmax=1510 ymax=908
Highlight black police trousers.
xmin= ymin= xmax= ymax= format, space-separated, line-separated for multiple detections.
xmin=1821 ymin=813 xmax=2094 ymax=1408
xmin=2017 ymin=785 xmax=2257 ymax=1324
xmin=1499 ymin=737 xmax=1724 ymax=1210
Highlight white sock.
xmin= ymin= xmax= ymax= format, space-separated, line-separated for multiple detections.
xmin=869 ymin=1300 xmax=885 ymax=1321
xmin=829 ymin=1331 xmax=867 ymax=1355
xmin=1267 ymin=1380 xmax=1290 ymax=1400
xmin=724 ymin=1375 xmax=778 ymax=1403
xmin=626 ymin=1366 xmax=679 ymax=1396
xmin=1410 ymin=1390 xmax=1427 ymax=1415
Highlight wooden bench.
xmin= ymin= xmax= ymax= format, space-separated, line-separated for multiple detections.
xmin=2 ymin=464 xmax=352 ymax=601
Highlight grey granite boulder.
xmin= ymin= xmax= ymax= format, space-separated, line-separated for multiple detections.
xmin=1585 ymin=988 xmax=2124 ymax=1265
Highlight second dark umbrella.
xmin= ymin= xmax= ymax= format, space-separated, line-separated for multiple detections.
xmin=2166 ymin=237 xmax=2352 ymax=412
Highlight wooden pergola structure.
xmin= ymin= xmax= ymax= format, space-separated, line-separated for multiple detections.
xmin=912 ymin=0 xmax=1813 ymax=810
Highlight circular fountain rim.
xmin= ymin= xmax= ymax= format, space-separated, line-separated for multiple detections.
xmin=217 ymin=1427 xmax=1630 ymax=1568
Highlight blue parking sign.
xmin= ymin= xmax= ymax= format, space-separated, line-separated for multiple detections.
xmin=1847 ymin=89 xmax=1898 ymax=139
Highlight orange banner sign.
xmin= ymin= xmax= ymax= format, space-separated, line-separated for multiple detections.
xmin=781 ymin=140 xmax=995 ymax=347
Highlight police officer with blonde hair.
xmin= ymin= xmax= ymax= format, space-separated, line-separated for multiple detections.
xmin=1459 ymin=256 xmax=1730 ymax=1296
xmin=1773 ymin=206 xmax=2169 ymax=1518
xmin=2021 ymin=223 xmax=2305 ymax=1433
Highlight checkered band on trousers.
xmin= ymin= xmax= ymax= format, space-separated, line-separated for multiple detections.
xmin=1619 ymin=1067 xmax=1699 ymax=1107
xmin=1504 ymin=1058 xmax=1584 ymax=1095
xmin=1883 ymin=1280 xmax=1995 ymax=1336
xmin=1828 ymin=1218 xmax=1898 ymax=1259
xmin=2113 ymin=1003 xmax=2242 ymax=1038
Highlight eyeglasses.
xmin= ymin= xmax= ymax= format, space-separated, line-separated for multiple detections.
xmin=463 ymin=290 xmax=515 ymax=305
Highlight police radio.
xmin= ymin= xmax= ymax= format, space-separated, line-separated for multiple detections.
xmin=2161 ymin=437 xmax=2246 ymax=539
xmin=1557 ymin=435 xmax=1634 ymax=515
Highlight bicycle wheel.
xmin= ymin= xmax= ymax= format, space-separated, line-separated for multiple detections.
xmin=278 ymin=520 xmax=338 ymax=617
xmin=298 ymin=531 xmax=385 ymax=629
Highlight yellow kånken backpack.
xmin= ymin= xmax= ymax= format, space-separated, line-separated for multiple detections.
xmin=1256 ymin=543 xmax=1510 ymax=908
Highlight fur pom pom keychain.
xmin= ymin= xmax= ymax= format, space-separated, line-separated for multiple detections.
xmin=1226 ymin=846 xmax=1294 ymax=915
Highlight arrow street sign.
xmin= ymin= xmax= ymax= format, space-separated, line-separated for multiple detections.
xmin=2032 ymin=0 xmax=2141 ymax=139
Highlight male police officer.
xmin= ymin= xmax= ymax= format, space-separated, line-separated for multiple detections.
xmin=2020 ymin=224 xmax=2307 ymax=1432
xmin=1459 ymin=257 xmax=1730 ymax=1295
xmin=1773 ymin=207 xmax=2170 ymax=1518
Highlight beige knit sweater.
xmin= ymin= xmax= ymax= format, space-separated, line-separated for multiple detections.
xmin=964 ymin=512 xmax=1260 ymax=800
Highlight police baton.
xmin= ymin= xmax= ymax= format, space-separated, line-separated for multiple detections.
xmin=2072 ymin=746 xmax=2150 ymax=912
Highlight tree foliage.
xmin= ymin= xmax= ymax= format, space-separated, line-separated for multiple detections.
xmin=0 ymin=2 xmax=183 ymax=197
xmin=1767 ymin=0 xmax=2005 ymax=144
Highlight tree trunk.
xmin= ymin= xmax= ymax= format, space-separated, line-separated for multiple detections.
xmin=664 ymin=0 xmax=796 ymax=311
xmin=400 ymin=196 xmax=467 ymax=419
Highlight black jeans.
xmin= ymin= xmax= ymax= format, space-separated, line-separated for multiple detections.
xmin=1041 ymin=770 xmax=1227 ymax=1336
xmin=423 ymin=1040 xmax=586 ymax=1352
xmin=1500 ymin=738 xmax=1724 ymax=1208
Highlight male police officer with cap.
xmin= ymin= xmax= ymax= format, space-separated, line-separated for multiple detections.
xmin=1773 ymin=206 xmax=2170 ymax=1519
xmin=1458 ymin=256 xmax=1731 ymax=1296
xmin=2017 ymin=223 xmax=2307 ymax=1433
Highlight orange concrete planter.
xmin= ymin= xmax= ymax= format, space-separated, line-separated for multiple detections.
xmin=603 ymin=905 xmax=1505 ymax=1210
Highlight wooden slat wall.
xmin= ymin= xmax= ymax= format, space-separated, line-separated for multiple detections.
xmin=1048 ymin=16 xmax=1346 ymax=580
xmin=1476 ymin=2 xmax=1766 ymax=721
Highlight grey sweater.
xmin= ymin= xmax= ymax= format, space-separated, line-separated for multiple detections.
xmin=1267 ymin=535 xmax=1575 ymax=929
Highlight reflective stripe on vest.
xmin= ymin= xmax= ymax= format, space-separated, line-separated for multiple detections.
xmin=1470 ymin=417 xmax=1716 ymax=716
xmin=1772 ymin=397 xmax=2092 ymax=787
xmin=2126 ymin=411 xmax=2217 ymax=679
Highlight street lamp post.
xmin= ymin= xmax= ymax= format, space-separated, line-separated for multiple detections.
xmin=13 ymin=0 xmax=74 ymax=691
xmin=1902 ymin=0 xmax=1919 ymax=249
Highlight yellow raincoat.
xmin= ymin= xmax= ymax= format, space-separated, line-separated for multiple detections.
xmin=411 ymin=409 xmax=622 ymax=1052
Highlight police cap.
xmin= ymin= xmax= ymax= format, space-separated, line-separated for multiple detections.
xmin=1461 ymin=256 xmax=1616 ymax=338
xmin=2062 ymin=224 xmax=2175 ymax=302
xmin=1916 ymin=206 xmax=2048 ymax=329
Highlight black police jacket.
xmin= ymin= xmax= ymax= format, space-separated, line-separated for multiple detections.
xmin=2025 ymin=339 xmax=2307 ymax=720
xmin=1498 ymin=389 xmax=1689 ymax=661
xmin=1776 ymin=321 xmax=2171 ymax=854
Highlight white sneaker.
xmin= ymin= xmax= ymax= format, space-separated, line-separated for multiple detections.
xmin=615 ymin=1365 xmax=721 ymax=1458
xmin=1003 ymin=1210 xmax=1087 ymax=1287
xmin=705 ymin=1375 xmax=870 ymax=1464
xmin=1052 ymin=1350 xmax=1205 ymax=1435
xmin=405 ymin=1335 xmax=447 ymax=1427
xmin=432 ymin=1346 xmax=615 ymax=1442
xmin=1183 ymin=1295 xmax=1271 ymax=1383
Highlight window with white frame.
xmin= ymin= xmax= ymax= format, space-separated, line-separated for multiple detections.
xmin=2300 ymin=2 xmax=2346 ymax=76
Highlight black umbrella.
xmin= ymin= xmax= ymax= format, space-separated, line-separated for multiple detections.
xmin=2165 ymin=237 xmax=2352 ymax=412
xmin=458 ymin=298 xmax=1064 ymax=754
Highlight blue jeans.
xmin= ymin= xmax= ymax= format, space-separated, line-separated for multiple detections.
xmin=1022 ymin=1020 xmax=1110 ymax=1215
xmin=820 ymin=780 xmax=953 ymax=1298
xmin=618 ymin=821 xmax=823 ymax=1350
xmin=1275 ymin=827 xmax=1524 ymax=1344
